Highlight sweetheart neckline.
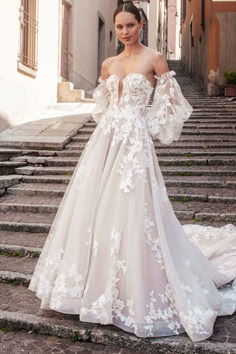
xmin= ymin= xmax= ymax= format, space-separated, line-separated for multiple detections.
xmin=107 ymin=73 xmax=156 ymax=89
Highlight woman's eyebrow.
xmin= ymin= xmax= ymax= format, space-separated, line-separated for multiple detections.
xmin=115 ymin=22 xmax=135 ymax=26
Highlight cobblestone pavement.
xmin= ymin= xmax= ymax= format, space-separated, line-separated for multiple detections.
xmin=0 ymin=284 xmax=236 ymax=350
xmin=0 ymin=329 xmax=139 ymax=354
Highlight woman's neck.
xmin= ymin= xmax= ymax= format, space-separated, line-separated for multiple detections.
xmin=121 ymin=42 xmax=144 ymax=58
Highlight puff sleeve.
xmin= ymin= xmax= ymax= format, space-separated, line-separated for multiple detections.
xmin=91 ymin=78 xmax=111 ymax=124
xmin=145 ymin=71 xmax=193 ymax=145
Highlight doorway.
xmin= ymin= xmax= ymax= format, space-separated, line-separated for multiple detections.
xmin=97 ymin=16 xmax=105 ymax=80
xmin=61 ymin=1 xmax=70 ymax=80
xmin=189 ymin=17 xmax=194 ymax=76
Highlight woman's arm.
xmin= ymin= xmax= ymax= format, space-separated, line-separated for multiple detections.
xmin=151 ymin=52 xmax=169 ymax=77
xmin=101 ymin=57 xmax=114 ymax=80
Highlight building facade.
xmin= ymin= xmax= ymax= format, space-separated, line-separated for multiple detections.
xmin=0 ymin=0 xmax=117 ymax=130
xmin=65 ymin=0 xmax=117 ymax=92
xmin=0 ymin=0 xmax=60 ymax=130
xmin=181 ymin=0 xmax=236 ymax=95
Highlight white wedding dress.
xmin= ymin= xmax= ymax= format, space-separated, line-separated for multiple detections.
xmin=29 ymin=71 xmax=236 ymax=342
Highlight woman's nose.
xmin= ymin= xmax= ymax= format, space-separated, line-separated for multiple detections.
xmin=123 ymin=27 xmax=129 ymax=34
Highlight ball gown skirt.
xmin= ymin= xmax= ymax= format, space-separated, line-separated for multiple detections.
xmin=29 ymin=71 xmax=236 ymax=342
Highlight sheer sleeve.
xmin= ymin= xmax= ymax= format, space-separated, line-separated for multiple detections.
xmin=145 ymin=71 xmax=193 ymax=145
xmin=91 ymin=78 xmax=111 ymax=124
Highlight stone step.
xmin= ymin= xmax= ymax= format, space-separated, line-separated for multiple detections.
xmin=164 ymin=175 xmax=236 ymax=183
xmin=0 ymin=244 xmax=41 ymax=258
xmin=15 ymin=166 xmax=75 ymax=176
xmin=0 ymin=211 xmax=55 ymax=226
xmin=0 ymin=203 xmax=58 ymax=214
xmin=0 ymin=148 xmax=22 ymax=162
xmin=158 ymin=157 xmax=236 ymax=166
xmin=165 ymin=179 xmax=236 ymax=188
xmin=154 ymin=142 xmax=236 ymax=149
xmin=0 ymin=231 xmax=47 ymax=248
xmin=188 ymin=115 xmax=236 ymax=120
xmin=0 ymin=283 xmax=231 ymax=354
xmin=157 ymin=151 xmax=236 ymax=157
xmin=71 ymin=134 xmax=91 ymax=142
xmin=0 ymin=192 xmax=234 ymax=220
xmin=192 ymin=108 xmax=236 ymax=112
xmin=71 ymin=131 xmax=236 ymax=144
xmin=161 ymin=167 xmax=236 ymax=177
xmin=0 ymin=218 xmax=229 ymax=257
xmin=13 ymin=155 xmax=236 ymax=167
xmin=167 ymin=136 xmax=236 ymax=142
xmin=0 ymin=253 xmax=37 ymax=274
xmin=187 ymin=119 xmax=236 ymax=123
xmin=184 ymin=125 xmax=236 ymax=130
xmin=13 ymin=166 xmax=236 ymax=178
xmin=21 ymin=175 xmax=71 ymax=184
xmin=0 ymin=327 xmax=130 ymax=353
xmin=0 ymin=139 xmax=69 ymax=151
xmin=181 ymin=130 xmax=236 ymax=136
xmin=173 ymin=201 xmax=236 ymax=222
xmin=7 ymin=183 xmax=67 ymax=196
xmin=0 ymin=161 xmax=26 ymax=175
xmin=13 ymin=159 xmax=236 ymax=175
xmin=81 ymin=124 xmax=236 ymax=131
xmin=66 ymin=141 xmax=236 ymax=151
xmin=189 ymin=115 xmax=236 ymax=119
xmin=0 ymin=175 xmax=22 ymax=189
xmin=11 ymin=156 xmax=79 ymax=167
xmin=190 ymin=103 xmax=236 ymax=106
xmin=0 ymin=221 xmax=51 ymax=233
xmin=168 ymin=189 xmax=236 ymax=202
xmin=19 ymin=175 xmax=233 ymax=188
xmin=47 ymin=150 xmax=236 ymax=158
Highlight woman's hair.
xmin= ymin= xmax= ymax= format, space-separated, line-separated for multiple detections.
xmin=113 ymin=1 xmax=142 ymax=23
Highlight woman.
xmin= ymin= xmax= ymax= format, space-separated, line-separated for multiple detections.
xmin=29 ymin=2 xmax=236 ymax=342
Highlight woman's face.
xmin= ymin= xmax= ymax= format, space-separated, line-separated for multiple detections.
xmin=114 ymin=12 xmax=143 ymax=46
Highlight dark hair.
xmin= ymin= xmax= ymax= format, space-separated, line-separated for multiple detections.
xmin=113 ymin=2 xmax=142 ymax=23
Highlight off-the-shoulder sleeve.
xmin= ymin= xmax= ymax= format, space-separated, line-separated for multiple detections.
xmin=91 ymin=78 xmax=111 ymax=124
xmin=145 ymin=71 xmax=193 ymax=145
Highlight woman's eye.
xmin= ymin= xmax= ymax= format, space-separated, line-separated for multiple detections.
xmin=128 ymin=24 xmax=134 ymax=28
xmin=116 ymin=26 xmax=122 ymax=30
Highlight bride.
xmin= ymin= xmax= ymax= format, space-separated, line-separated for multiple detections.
xmin=29 ymin=1 xmax=236 ymax=342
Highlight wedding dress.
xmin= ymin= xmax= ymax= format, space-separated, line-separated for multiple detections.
xmin=29 ymin=71 xmax=236 ymax=342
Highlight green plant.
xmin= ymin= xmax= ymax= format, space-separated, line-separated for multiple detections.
xmin=71 ymin=332 xmax=83 ymax=342
xmin=224 ymin=71 xmax=236 ymax=85
xmin=193 ymin=217 xmax=200 ymax=223
xmin=0 ymin=328 xmax=10 ymax=333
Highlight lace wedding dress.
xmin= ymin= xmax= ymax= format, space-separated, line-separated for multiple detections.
xmin=29 ymin=71 xmax=236 ymax=342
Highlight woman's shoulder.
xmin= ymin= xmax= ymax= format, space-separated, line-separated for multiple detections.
xmin=144 ymin=47 xmax=166 ymax=62
xmin=144 ymin=48 xmax=169 ymax=76
xmin=101 ymin=56 xmax=118 ymax=79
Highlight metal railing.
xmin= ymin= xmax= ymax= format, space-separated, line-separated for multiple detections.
xmin=18 ymin=0 xmax=38 ymax=71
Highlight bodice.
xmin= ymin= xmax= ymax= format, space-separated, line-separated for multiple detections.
xmin=105 ymin=73 xmax=154 ymax=111
xmin=92 ymin=70 xmax=193 ymax=146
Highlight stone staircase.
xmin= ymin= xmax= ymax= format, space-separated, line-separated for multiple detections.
xmin=0 ymin=63 xmax=236 ymax=353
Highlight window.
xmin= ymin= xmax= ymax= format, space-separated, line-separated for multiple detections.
xmin=18 ymin=0 xmax=38 ymax=74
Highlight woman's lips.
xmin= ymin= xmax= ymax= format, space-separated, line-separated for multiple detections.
xmin=123 ymin=37 xmax=131 ymax=40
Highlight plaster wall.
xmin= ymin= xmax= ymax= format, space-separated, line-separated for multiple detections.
xmin=168 ymin=0 xmax=177 ymax=58
xmin=0 ymin=0 xmax=60 ymax=129
xmin=148 ymin=0 xmax=159 ymax=50
xmin=217 ymin=12 xmax=236 ymax=83
xmin=69 ymin=0 xmax=117 ymax=91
